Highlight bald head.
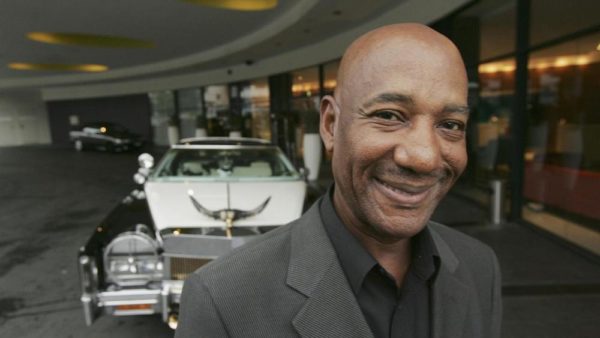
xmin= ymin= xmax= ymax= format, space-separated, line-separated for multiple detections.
xmin=319 ymin=23 xmax=469 ymax=241
xmin=335 ymin=23 xmax=467 ymax=104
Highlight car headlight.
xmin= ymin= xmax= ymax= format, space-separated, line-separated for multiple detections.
xmin=103 ymin=231 xmax=163 ymax=287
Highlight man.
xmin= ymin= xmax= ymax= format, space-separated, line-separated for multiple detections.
xmin=176 ymin=23 xmax=502 ymax=338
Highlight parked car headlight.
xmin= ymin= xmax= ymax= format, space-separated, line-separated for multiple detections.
xmin=103 ymin=231 xmax=163 ymax=287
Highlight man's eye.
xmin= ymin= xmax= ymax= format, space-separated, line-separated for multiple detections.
xmin=439 ymin=121 xmax=465 ymax=131
xmin=372 ymin=110 xmax=401 ymax=121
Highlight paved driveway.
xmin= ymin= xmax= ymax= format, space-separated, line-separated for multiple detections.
xmin=0 ymin=146 xmax=172 ymax=338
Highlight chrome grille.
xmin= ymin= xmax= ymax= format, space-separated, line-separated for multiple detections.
xmin=169 ymin=257 xmax=212 ymax=281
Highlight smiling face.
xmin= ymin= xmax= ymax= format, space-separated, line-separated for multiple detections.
xmin=320 ymin=24 xmax=469 ymax=243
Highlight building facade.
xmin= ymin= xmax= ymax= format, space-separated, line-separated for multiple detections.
xmin=7 ymin=0 xmax=600 ymax=254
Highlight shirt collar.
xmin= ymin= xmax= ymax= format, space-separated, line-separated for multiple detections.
xmin=320 ymin=185 xmax=439 ymax=294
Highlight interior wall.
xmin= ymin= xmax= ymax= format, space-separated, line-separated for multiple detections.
xmin=46 ymin=94 xmax=152 ymax=145
xmin=0 ymin=90 xmax=51 ymax=146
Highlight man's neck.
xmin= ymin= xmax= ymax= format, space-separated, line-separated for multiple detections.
xmin=345 ymin=222 xmax=412 ymax=288
xmin=331 ymin=187 xmax=415 ymax=287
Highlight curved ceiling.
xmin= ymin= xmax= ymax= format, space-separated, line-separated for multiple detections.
xmin=0 ymin=0 xmax=471 ymax=97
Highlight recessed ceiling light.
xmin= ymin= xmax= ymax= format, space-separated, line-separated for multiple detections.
xmin=8 ymin=62 xmax=109 ymax=72
xmin=27 ymin=32 xmax=155 ymax=48
xmin=182 ymin=0 xmax=277 ymax=11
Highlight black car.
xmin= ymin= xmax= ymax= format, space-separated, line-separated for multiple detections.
xmin=69 ymin=122 xmax=144 ymax=152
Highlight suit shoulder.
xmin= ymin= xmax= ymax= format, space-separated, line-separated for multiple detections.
xmin=189 ymin=220 xmax=295 ymax=283
xmin=428 ymin=221 xmax=496 ymax=258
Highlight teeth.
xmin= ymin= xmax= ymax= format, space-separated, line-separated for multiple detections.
xmin=377 ymin=178 xmax=428 ymax=195
xmin=379 ymin=179 xmax=412 ymax=194
xmin=382 ymin=181 xmax=399 ymax=192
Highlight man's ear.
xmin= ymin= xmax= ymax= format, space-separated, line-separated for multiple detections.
xmin=319 ymin=95 xmax=337 ymax=157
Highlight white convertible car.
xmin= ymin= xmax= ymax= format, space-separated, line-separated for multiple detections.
xmin=78 ymin=137 xmax=308 ymax=329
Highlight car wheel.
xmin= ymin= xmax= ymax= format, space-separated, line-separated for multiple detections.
xmin=74 ymin=139 xmax=84 ymax=151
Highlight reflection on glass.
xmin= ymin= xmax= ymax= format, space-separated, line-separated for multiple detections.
xmin=204 ymin=85 xmax=230 ymax=136
xmin=177 ymin=88 xmax=204 ymax=139
xmin=323 ymin=60 xmax=340 ymax=95
xmin=453 ymin=0 xmax=516 ymax=61
xmin=240 ymin=78 xmax=271 ymax=140
xmin=291 ymin=66 xmax=319 ymax=100
xmin=148 ymin=90 xmax=176 ymax=146
xmin=530 ymin=0 xmax=600 ymax=47
xmin=523 ymin=31 xmax=600 ymax=226
xmin=478 ymin=1 xmax=516 ymax=61
xmin=476 ymin=58 xmax=515 ymax=179
xmin=291 ymin=66 xmax=320 ymax=159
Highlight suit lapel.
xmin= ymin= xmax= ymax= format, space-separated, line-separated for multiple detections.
xmin=429 ymin=225 xmax=471 ymax=338
xmin=287 ymin=203 xmax=373 ymax=338
xmin=292 ymin=261 xmax=374 ymax=338
xmin=286 ymin=207 xmax=472 ymax=338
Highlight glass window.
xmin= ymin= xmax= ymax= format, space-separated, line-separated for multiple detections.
xmin=531 ymin=0 xmax=600 ymax=47
xmin=148 ymin=90 xmax=176 ymax=145
xmin=323 ymin=60 xmax=340 ymax=96
xmin=451 ymin=0 xmax=516 ymax=62
xmin=475 ymin=58 xmax=516 ymax=182
xmin=290 ymin=66 xmax=321 ymax=159
xmin=291 ymin=66 xmax=320 ymax=102
xmin=239 ymin=78 xmax=271 ymax=140
xmin=203 ymin=85 xmax=230 ymax=136
xmin=153 ymin=147 xmax=299 ymax=180
xmin=523 ymin=31 xmax=600 ymax=230
xmin=478 ymin=1 xmax=516 ymax=61
xmin=177 ymin=88 xmax=204 ymax=139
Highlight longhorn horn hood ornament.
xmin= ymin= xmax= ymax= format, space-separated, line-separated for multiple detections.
xmin=188 ymin=184 xmax=271 ymax=238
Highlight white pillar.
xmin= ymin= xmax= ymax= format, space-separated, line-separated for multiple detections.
xmin=303 ymin=133 xmax=322 ymax=181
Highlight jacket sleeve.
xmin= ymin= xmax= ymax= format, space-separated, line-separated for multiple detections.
xmin=175 ymin=273 xmax=229 ymax=338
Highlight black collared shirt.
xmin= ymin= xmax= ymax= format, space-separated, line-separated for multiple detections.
xmin=320 ymin=188 xmax=439 ymax=338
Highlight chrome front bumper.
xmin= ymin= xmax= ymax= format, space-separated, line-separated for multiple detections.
xmin=78 ymin=234 xmax=261 ymax=328
xmin=80 ymin=281 xmax=183 ymax=327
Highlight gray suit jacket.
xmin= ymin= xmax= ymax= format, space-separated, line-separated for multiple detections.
xmin=176 ymin=202 xmax=502 ymax=338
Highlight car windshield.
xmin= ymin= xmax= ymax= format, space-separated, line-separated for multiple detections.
xmin=152 ymin=146 xmax=299 ymax=181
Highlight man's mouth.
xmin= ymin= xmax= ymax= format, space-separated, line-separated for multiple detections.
xmin=373 ymin=177 xmax=437 ymax=207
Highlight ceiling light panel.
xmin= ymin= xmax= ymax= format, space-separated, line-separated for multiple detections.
xmin=182 ymin=0 xmax=278 ymax=11
xmin=27 ymin=32 xmax=155 ymax=48
xmin=8 ymin=63 xmax=108 ymax=72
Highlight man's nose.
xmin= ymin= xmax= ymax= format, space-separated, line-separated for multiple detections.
xmin=392 ymin=125 xmax=442 ymax=174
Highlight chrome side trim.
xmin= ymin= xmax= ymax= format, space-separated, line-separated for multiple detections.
xmin=161 ymin=285 xmax=170 ymax=322
xmin=81 ymin=294 xmax=95 ymax=326
xmin=78 ymin=254 xmax=98 ymax=326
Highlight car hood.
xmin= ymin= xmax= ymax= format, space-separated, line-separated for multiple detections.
xmin=145 ymin=180 xmax=306 ymax=230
